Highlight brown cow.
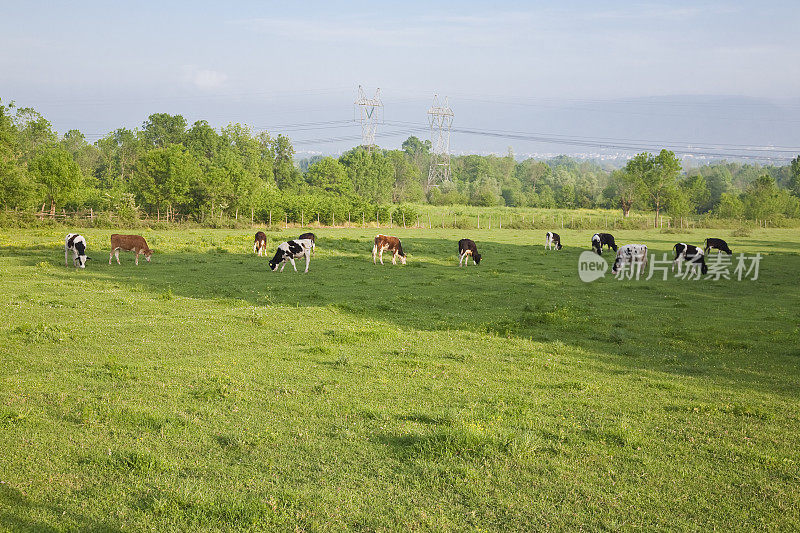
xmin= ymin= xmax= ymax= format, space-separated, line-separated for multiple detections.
xmin=253 ymin=231 xmax=267 ymax=256
xmin=109 ymin=234 xmax=153 ymax=265
xmin=373 ymin=234 xmax=406 ymax=265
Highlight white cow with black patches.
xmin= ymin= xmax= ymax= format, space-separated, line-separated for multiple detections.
xmin=65 ymin=233 xmax=89 ymax=269
xmin=611 ymin=244 xmax=648 ymax=277
xmin=268 ymin=238 xmax=313 ymax=273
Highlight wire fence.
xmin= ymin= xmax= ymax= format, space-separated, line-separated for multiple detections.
xmin=2 ymin=207 xmax=796 ymax=231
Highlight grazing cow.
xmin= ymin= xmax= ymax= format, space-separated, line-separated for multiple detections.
xmin=611 ymin=244 xmax=648 ymax=276
xmin=109 ymin=234 xmax=152 ymax=265
xmin=545 ymin=231 xmax=563 ymax=250
xmin=65 ymin=233 xmax=89 ymax=269
xmin=253 ymin=231 xmax=267 ymax=256
xmin=373 ymin=234 xmax=406 ymax=265
xmin=268 ymin=238 xmax=313 ymax=273
xmin=298 ymin=232 xmax=316 ymax=255
xmin=704 ymin=237 xmax=732 ymax=255
xmin=672 ymin=243 xmax=708 ymax=275
xmin=592 ymin=233 xmax=618 ymax=255
xmin=458 ymin=238 xmax=482 ymax=266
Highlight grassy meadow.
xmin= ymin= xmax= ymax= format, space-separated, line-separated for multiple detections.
xmin=1 ymin=225 xmax=799 ymax=531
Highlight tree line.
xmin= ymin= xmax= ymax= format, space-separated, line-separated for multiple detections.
xmin=2 ymin=98 xmax=799 ymax=224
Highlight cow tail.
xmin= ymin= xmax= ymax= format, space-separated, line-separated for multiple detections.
xmin=398 ymin=241 xmax=405 ymax=257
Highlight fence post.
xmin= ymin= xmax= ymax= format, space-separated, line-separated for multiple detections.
xmin=499 ymin=215 xmax=502 ymax=229
xmin=390 ymin=212 xmax=393 ymax=228
xmin=377 ymin=211 xmax=379 ymax=228
xmin=363 ymin=212 xmax=365 ymax=227
xmin=477 ymin=213 xmax=480 ymax=229
xmin=402 ymin=212 xmax=406 ymax=228
xmin=285 ymin=214 xmax=288 ymax=227
xmin=301 ymin=210 xmax=304 ymax=227
xmin=332 ymin=212 xmax=335 ymax=227
xmin=269 ymin=210 xmax=272 ymax=226
xmin=428 ymin=214 xmax=432 ymax=229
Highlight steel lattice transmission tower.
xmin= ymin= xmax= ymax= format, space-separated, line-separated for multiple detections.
xmin=427 ymin=94 xmax=454 ymax=188
xmin=354 ymin=85 xmax=383 ymax=152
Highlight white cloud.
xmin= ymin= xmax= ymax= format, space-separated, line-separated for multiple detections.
xmin=182 ymin=66 xmax=228 ymax=90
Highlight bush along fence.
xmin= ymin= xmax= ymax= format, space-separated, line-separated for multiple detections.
xmin=4 ymin=205 xmax=798 ymax=231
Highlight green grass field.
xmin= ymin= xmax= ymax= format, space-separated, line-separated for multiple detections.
xmin=1 ymin=226 xmax=799 ymax=531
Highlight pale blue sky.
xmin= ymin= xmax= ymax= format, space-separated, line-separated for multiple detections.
xmin=2 ymin=1 xmax=799 ymax=158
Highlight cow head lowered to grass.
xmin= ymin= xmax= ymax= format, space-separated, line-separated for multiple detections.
xmin=65 ymin=233 xmax=90 ymax=268
xmin=268 ymin=238 xmax=313 ymax=273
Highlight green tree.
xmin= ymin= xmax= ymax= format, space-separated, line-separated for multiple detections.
xmin=679 ymin=174 xmax=711 ymax=213
xmin=131 ymin=144 xmax=200 ymax=219
xmin=622 ymin=150 xmax=681 ymax=221
xmin=607 ymin=168 xmax=640 ymax=217
xmin=0 ymin=99 xmax=31 ymax=208
xmin=306 ymin=157 xmax=353 ymax=195
xmin=339 ymin=147 xmax=393 ymax=203
xmin=28 ymin=145 xmax=82 ymax=215
xmin=514 ymin=159 xmax=550 ymax=193
xmin=742 ymin=174 xmax=800 ymax=220
xmin=790 ymin=155 xmax=800 ymax=197
xmin=715 ymin=192 xmax=744 ymax=218
xmin=13 ymin=107 xmax=57 ymax=160
xmin=141 ymin=113 xmax=187 ymax=148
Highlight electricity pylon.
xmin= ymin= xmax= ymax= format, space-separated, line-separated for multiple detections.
xmin=427 ymin=94 xmax=453 ymax=188
xmin=354 ymin=85 xmax=383 ymax=152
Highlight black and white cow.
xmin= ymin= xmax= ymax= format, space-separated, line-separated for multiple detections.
xmin=268 ymin=238 xmax=313 ymax=273
xmin=545 ymin=232 xmax=563 ymax=250
xmin=298 ymin=232 xmax=316 ymax=255
xmin=673 ymin=243 xmax=708 ymax=275
xmin=611 ymin=244 xmax=648 ymax=276
xmin=458 ymin=238 xmax=482 ymax=266
xmin=65 ymin=233 xmax=89 ymax=269
xmin=704 ymin=237 xmax=732 ymax=255
xmin=592 ymin=233 xmax=617 ymax=255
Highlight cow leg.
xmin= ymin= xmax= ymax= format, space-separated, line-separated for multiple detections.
xmin=379 ymin=248 xmax=384 ymax=265
xmin=109 ymin=250 xmax=113 ymax=265
xmin=135 ymin=251 xmax=139 ymax=265
xmin=392 ymin=252 xmax=397 ymax=265
xmin=65 ymin=248 xmax=69 ymax=267
xmin=289 ymin=258 xmax=297 ymax=272
xmin=372 ymin=245 xmax=378 ymax=264
xmin=304 ymin=251 xmax=310 ymax=273
xmin=115 ymin=249 xmax=121 ymax=264
xmin=280 ymin=262 xmax=286 ymax=272
xmin=459 ymin=252 xmax=464 ymax=266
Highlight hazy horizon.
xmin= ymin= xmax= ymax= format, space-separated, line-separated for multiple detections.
xmin=2 ymin=1 xmax=799 ymax=162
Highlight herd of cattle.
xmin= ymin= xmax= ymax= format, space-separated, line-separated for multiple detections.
xmin=63 ymin=230 xmax=734 ymax=276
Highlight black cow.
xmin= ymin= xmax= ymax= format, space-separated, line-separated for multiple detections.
xmin=592 ymin=233 xmax=617 ymax=255
xmin=545 ymin=232 xmax=562 ymax=250
xmin=298 ymin=232 xmax=316 ymax=255
xmin=673 ymin=243 xmax=708 ymax=275
xmin=705 ymin=238 xmax=732 ymax=255
xmin=458 ymin=239 xmax=482 ymax=266
xmin=268 ymin=239 xmax=313 ymax=273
